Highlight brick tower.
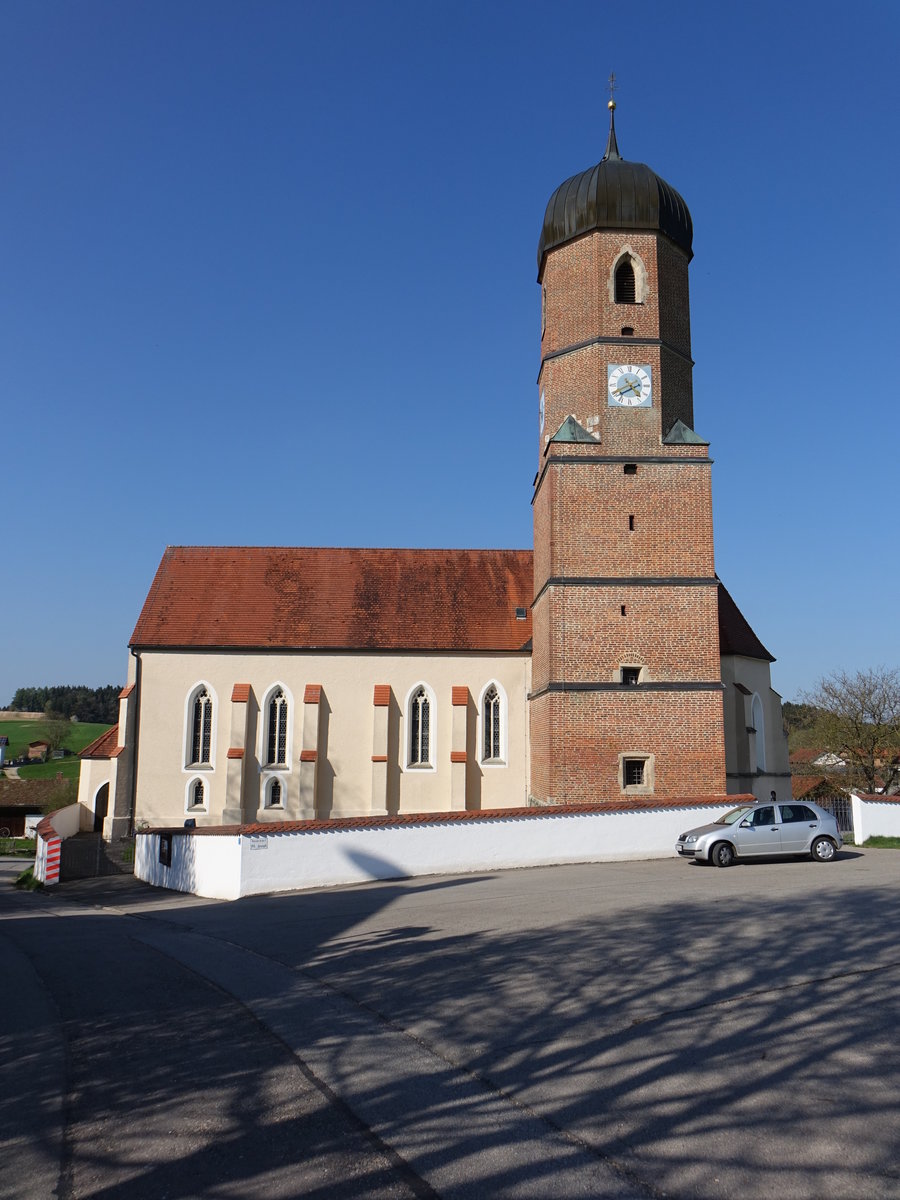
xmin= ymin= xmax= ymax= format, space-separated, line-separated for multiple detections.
xmin=530 ymin=101 xmax=727 ymax=804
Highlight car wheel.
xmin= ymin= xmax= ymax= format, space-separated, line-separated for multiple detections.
xmin=811 ymin=836 xmax=837 ymax=862
xmin=711 ymin=841 xmax=735 ymax=868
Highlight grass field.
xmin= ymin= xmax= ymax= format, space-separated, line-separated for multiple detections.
xmin=14 ymin=758 xmax=83 ymax=782
xmin=0 ymin=837 xmax=37 ymax=857
xmin=0 ymin=719 xmax=111 ymax=781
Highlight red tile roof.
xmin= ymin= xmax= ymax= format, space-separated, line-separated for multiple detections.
xmin=231 ymin=684 xmax=251 ymax=703
xmin=131 ymin=546 xmax=534 ymax=653
xmin=790 ymin=748 xmax=824 ymax=764
xmin=791 ymin=775 xmax=829 ymax=798
xmin=0 ymin=779 xmax=62 ymax=811
xmin=129 ymin=547 xmax=772 ymax=664
xmin=79 ymin=726 xmax=119 ymax=759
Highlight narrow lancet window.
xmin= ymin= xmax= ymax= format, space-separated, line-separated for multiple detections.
xmin=190 ymin=690 xmax=212 ymax=765
xmin=483 ymin=685 xmax=502 ymax=762
xmin=267 ymin=689 xmax=288 ymax=766
xmin=615 ymin=258 xmax=636 ymax=303
xmin=409 ymin=686 xmax=431 ymax=766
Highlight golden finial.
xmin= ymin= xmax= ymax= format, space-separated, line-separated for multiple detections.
xmin=603 ymin=73 xmax=621 ymax=161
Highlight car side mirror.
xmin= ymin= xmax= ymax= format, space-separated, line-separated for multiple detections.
xmin=739 ymin=820 xmax=752 ymax=828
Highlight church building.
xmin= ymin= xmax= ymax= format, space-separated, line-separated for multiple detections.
xmin=78 ymin=104 xmax=790 ymax=839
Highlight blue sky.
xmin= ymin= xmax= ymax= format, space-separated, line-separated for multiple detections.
xmin=2 ymin=0 xmax=898 ymax=707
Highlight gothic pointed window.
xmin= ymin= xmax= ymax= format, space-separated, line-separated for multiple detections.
xmin=483 ymin=685 xmax=502 ymax=762
xmin=186 ymin=778 xmax=206 ymax=811
xmin=266 ymin=688 xmax=288 ymax=766
xmin=187 ymin=687 xmax=213 ymax=766
xmin=751 ymin=693 xmax=767 ymax=773
xmin=408 ymin=686 xmax=431 ymax=767
xmin=615 ymin=258 xmax=636 ymax=304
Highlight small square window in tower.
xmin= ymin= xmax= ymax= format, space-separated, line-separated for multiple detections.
xmin=624 ymin=759 xmax=645 ymax=786
xmin=621 ymin=667 xmax=640 ymax=686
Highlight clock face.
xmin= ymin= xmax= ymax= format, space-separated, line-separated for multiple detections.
xmin=608 ymin=364 xmax=652 ymax=408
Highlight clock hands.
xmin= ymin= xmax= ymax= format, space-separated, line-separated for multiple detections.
xmin=609 ymin=365 xmax=651 ymax=407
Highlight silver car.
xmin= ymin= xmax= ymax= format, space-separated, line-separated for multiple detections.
xmin=675 ymin=801 xmax=843 ymax=867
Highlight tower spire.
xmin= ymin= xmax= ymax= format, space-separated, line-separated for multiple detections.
xmin=603 ymin=72 xmax=621 ymax=161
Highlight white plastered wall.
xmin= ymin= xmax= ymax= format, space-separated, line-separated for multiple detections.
xmin=720 ymin=654 xmax=791 ymax=802
xmin=135 ymin=801 xmax=727 ymax=900
xmin=851 ymin=795 xmax=900 ymax=842
xmin=132 ymin=649 xmax=530 ymax=827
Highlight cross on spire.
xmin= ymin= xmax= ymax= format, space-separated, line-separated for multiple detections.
xmin=603 ymin=71 xmax=621 ymax=161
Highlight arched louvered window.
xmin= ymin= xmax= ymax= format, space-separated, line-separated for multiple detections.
xmin=266 ymin=689 xmax=289 ymax=766
xmin=190 ymin=779 xmax=205 ymax=809
xmin=615 ymin=258 xmax=636 ymax=304
xmin=751 ymin=693 xmax=767 ymax=773
xmin=408 ymin=686 xmax=431 ymax=767
xmin=267 ymin=778 xmax=283 ymax=808
xmin=189 ymin=689 xmax=213 ymax=765
xmin=483 ymin=685 xmax=502 ymax=762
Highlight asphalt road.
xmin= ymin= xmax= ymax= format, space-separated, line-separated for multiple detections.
xmin=1 ymin=849 xmax=898 ymax=1199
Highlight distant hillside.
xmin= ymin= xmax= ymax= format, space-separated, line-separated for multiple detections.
xmin=6 ymin=685 xmax=122 ymax=724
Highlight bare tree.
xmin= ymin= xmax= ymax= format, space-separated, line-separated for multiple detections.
xmin=803 ymin=667 xmax=900 ymax=795
xmin=43 ymin=709 xmax=72 ymax=755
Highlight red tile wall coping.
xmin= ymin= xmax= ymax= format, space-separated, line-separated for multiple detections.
xmin=147 ymin=795 xmax=756 ymax=836
xmin=227 ymin=748 xmax=244 ymax=759
xmin=450 ymin=751 xmax=467 ymax=763
xmin=231 ymin=684 xmax=251 ymax=702
xmin=36 ymin=808 xmax=70 ymax=841
xmin=451 ymin=687 xmax=468 ymax=706
xmin=304 ymin=684 xmax=322 ymax=703
xmin=299 ymin=749 xmax=317 ymax=762
xmin=119 ymin=683 xmax=135 ymax=698
xmin=373 ymin=685 xmax=391 ymax=706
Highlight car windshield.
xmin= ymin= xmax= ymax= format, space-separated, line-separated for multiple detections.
xmin=716 ymin=807 xmax=754 ymax=825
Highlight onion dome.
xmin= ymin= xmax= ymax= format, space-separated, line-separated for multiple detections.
xmin=538 ymin=102 xmax=693 ymax=278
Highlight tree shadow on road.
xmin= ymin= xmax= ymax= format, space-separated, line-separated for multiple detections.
xmin=4 ymin=863 xmax=899 ymax=1198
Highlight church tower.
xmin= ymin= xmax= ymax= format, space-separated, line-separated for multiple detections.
xmin=530 ymin=100 xmax=727 ymax=804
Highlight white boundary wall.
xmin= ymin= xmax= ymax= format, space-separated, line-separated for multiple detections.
xmin=851 ymin=793 xmax=900 ymax=842
xmin=135 ymin=803 xmax=725 ymax=900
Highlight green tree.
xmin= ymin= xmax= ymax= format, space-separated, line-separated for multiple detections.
xmin=802 ymin=667 xmax=900 ymax=795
